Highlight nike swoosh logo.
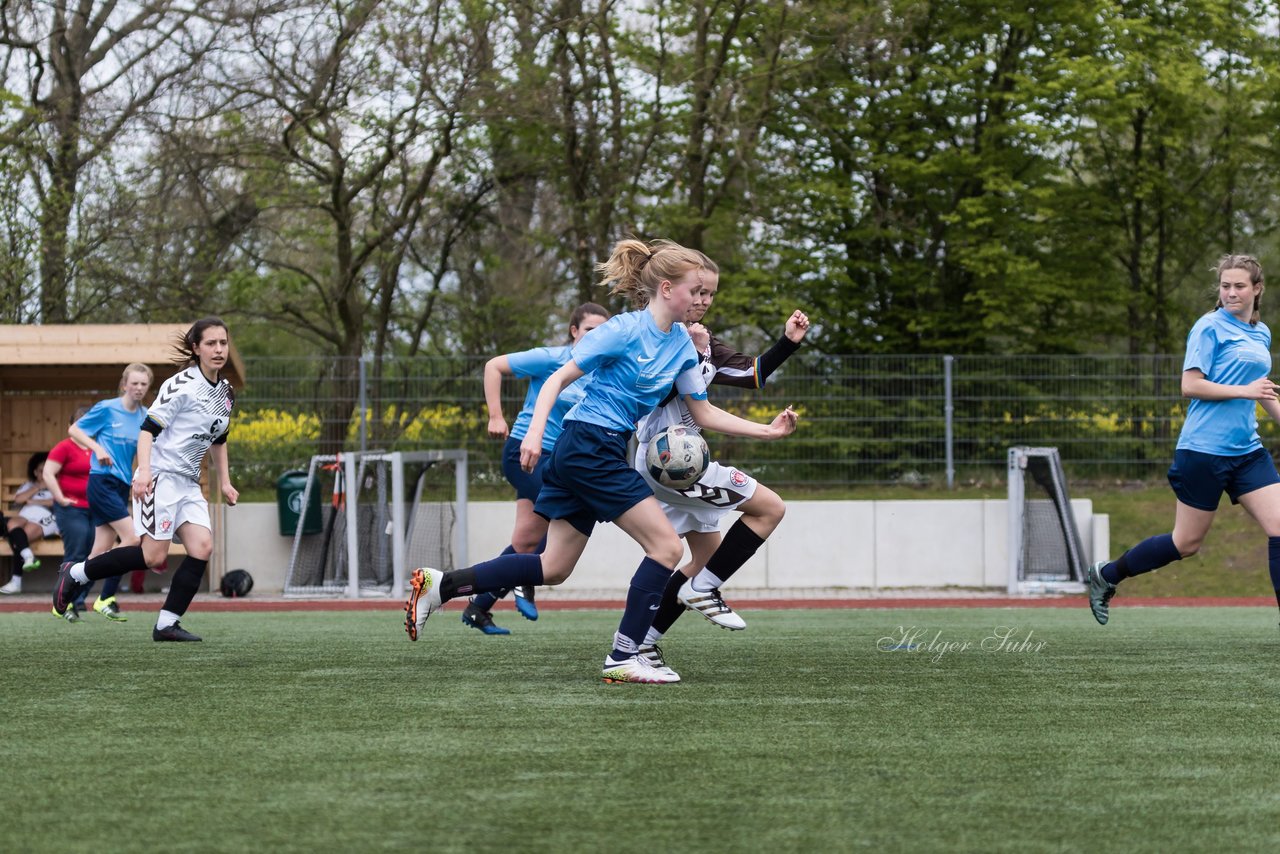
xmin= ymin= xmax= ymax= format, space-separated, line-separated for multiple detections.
xmin=648 ymin=604 xmax=660 ymax=610
xmin=637 ymin=356 xmax=656 ymax=363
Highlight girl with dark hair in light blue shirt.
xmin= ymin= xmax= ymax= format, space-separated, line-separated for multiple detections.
xmin=462 ymin=302 xmax=611 ymax=635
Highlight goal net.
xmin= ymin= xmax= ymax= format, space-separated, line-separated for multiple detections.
xmin=282 ymin=450 xmax=469 ymax=598
xmin=1006 ymin=446 xmax=1087 ymax=593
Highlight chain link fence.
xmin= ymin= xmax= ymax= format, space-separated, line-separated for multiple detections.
xmin=230 ymin=353 xmax=1273 ymax=492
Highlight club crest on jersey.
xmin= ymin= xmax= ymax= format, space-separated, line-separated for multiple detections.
xmin=160 ymin=517 xmax=173 ymax=534
xmin=730 ymin=469 xmax=748 ymax=487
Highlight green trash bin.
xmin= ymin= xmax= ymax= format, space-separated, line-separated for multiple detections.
xmin=277 ymin=470 xmax=322 ymax=536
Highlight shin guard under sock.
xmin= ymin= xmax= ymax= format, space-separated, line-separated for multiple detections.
xmin=1102 ymin=533 xmax=1181 ymax=585
xmin=611 ymin=557 xmax=674 ymax=658
xmin=85 ymin=545 xmax=146 ymax=581
xmin=441 ymin=554 xmax=543 ymax=602
xmin=470 ymin=544 xmax=520 ymax=609
xmin=649 ymin=569 xmax=689 ymax=637
xmin=161 ymin=556 xmax=208 ymax=616
xmin=701 ymin=519 xmax=767 ymax=586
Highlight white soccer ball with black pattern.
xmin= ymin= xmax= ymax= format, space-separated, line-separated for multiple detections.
xmin=645 ymin=426 xmax=710 ymax=489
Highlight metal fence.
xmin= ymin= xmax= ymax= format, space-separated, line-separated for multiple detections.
xmin=229 ymin=353 xmax=1267 ymax=492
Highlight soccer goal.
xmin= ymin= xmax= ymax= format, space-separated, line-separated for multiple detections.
xmin=1007 ymin=446 xmax=1087 ymax=594
xmin=282 ymin=450 xmax=469 ymax=598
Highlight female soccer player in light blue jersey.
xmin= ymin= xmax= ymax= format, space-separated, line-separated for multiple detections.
xmin=65 ymin=362 xmax=154 ymax=621
xmin=461 ymin=302 xmax=611 ymax=635
xmin=405 ymin=238 xmax=798 ymax=683
xmin=1088 ymin=254 xmax=1280 ymax=625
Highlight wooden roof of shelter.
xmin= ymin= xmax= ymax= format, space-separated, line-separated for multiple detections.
xmin=0 ymin=323 xmax=246 ymax=391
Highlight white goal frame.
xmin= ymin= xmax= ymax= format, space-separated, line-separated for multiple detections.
xmin=283 ymin=449 xmax=469 ymax=598
xmin=1007 ymin=446 xmax=1087 ymax=595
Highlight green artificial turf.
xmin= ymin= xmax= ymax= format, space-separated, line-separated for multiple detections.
xmin=4 ymin=607 xmax=1280 ymax=853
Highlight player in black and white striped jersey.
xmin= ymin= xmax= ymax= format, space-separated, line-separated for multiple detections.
xmin=52 ymin=318 xmax=239 ymax=642
xmin=634 ymin=258 xmax=810 ymax=672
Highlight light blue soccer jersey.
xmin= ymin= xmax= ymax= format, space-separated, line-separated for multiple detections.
xmin=507 ymin=344 xmax=586 ymax=450
xmin=75 ymin=397 xmax=149 ymax=483
xmin=1178 ymin=309 xmax=1273 ymax=455
xmin=564 ymin=310 xmax=706 ymax=432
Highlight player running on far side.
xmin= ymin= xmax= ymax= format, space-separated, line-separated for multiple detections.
xmin=64 ymin=362 xmax=155 ymax=622
xmin=1087 ymin=254 xmax=1280 ymax=626
xmin=53 ymin=317 xmax=239 ymax=642
xmin=463 ymin=302 xmax=610 ymax=635
xmin=636 ymin=270 xmax=809 ymax=673
xmin=405 ymin=238 xmax=798 ymax=683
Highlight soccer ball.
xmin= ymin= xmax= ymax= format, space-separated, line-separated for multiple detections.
xmin=219 ymin=569 xmax=254 ymax=598
xmin=646 ymin=426 xmax=710 ymax=489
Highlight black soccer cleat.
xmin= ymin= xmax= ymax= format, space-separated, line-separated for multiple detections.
xmin=153 ymin=622 xmax=203 ymax=642
xmin=52 ymin=562 xmax=89 ymax=617
xmin=461 ymin=601 xmax=511 ymax=635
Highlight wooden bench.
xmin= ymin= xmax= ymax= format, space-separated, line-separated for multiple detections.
xmin=0 ymin=474 xmax=187 ymax=560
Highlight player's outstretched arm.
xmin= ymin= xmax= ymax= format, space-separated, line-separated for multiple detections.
xmin=519 ymin=360 xmax=585 ymax=471
xmin=684 ymin=396 xmax=797 ymax=440
xmin=484 ymin=355 xmax=514 ymax=440
xmin=709 ymin=309 xmax=812 ymax=390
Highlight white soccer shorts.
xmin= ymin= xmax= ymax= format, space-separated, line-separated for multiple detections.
xmin=633 ymin=444 xmax=758 ymax=535
xmin=134 ymin=473 xmax=210 ymax=541
xmin=18 ymin=504 xmax=59 ymax=538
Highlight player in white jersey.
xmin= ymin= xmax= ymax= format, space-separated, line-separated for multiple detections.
xmin=53 ymin=318 xmax=239 ymax=642
xmin=635 ymin=255 xmax=810 ymax=672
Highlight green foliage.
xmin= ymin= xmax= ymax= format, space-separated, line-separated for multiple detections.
xmin=6 ymin=0 xmax=1280 ymax=361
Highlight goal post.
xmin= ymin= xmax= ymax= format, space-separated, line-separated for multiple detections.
xmin=282 ymin=450 xmax=469 ymax=598
xmin=1007 ymin=446 xmax=1087 ymax=594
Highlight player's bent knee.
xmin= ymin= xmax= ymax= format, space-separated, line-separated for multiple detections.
xmin=142 ymin=545 xmax=171 ymax=567
xmin=540 ymin=564 xmax=571 ymax=585
xmin=650 ymin=543 xmax=684 ymax=570
xmin=512 ymin=537 xmax=542 ymax=554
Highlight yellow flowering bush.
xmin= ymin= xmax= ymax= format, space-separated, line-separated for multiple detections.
xmin=233 ymin=409 xmax=321 ymax=455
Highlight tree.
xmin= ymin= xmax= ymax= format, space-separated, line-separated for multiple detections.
xmin=213 ymin=0 xmax=488 ymax=450
xmin=1063 ymin=0 xmax=1280 ymax=354
xmin=743 ymin=0 xmax=1130 ymax=354
xmin=0 ymin=0 xmax=222 ymax=320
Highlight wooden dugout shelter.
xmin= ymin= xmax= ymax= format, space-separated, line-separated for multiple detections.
xmin=0 ymin=323 xmax=246 ymax=494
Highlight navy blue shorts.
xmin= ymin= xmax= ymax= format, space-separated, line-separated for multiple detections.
xmin=1167 ymin=447 xmax=1280 ymax=511
xmin=534 ymin=420 xmax=653 ymax=537
xmin=501 ymin=435 xmax=549 ymax=502
xmin=87 ymin=473 xmax=131 ymax=527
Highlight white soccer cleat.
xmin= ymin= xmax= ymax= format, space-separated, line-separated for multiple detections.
xmin=404 ymin=567 xmax=443 ymax=641
xmin=602 ymin=654 xmax=680 ymax=684
xmin=0 ymin=576 xmax=21 ymax=595
xmin=637 ymin=643 xmax=680 ymax=681
xmin=677 ymin=578 xmax=746 ymax=630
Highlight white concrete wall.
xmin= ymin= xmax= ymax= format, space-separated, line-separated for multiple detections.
xmin=223 ymin=499 xmax=1107 ymax=596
